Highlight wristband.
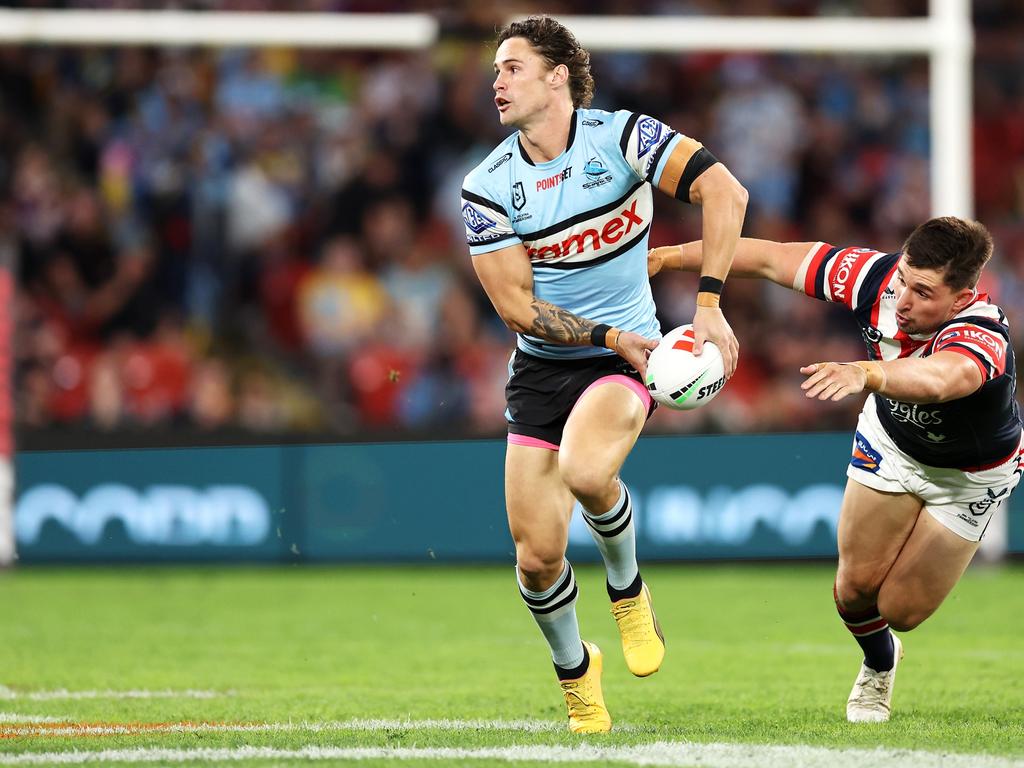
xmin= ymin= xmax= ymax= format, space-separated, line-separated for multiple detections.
xmin=696 ymin=292 xmax=721 ymax=308
xmin=853 ymin=361 xmax=887 ymax=392
xmin=591 ymin=323 xmax=611 ymax=348
xmin=698 ymin=276 xmax=724 ymax=295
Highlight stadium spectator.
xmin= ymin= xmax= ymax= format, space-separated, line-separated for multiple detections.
xmin=3 ymin=0 xmax=1022 ymax=443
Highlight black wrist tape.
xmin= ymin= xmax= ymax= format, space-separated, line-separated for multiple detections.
xmin=698 ymin=276 xmax=724 ymax=295
xmin=591 ymin=323 xmax=611 ymax=348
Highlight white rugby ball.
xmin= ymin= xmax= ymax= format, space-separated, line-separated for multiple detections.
xmin=646 ymin=324 xmax=727 ymax=411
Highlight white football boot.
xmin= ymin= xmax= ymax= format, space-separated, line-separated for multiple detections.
xmin=846 ymin=634 xmax=904 ymax=723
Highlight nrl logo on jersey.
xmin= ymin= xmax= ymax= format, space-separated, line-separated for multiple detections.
xmin=512 ymin=182 xmax=527 ymax=211
xmin=862 ymin=326 xmax=883 ymax=344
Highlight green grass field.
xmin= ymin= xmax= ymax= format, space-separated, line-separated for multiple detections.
xmin=1 ymin=563 xmax=1023 ymax=767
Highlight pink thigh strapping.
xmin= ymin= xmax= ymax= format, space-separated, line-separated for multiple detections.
xmin=507 ymin=433 xmax=560 ymax=451
xmin=576 ymin=374 xmax=652 ymax=412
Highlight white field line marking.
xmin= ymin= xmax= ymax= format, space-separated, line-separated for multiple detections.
xmin=2 ymin=742 xmax=1024 ymax=767
xmin=0 ymin=719 xmax=566 ymax=737
xmin=0 ymin=716 xmax=59 ymax=724
xmin=0 ymin=688 xmax=223 ymax=701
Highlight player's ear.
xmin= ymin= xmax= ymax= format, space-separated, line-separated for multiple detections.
xmin=951 ymin=286 xmax=975 ymax=313
xmin=549 ymin=63 xmax=569 ymax=89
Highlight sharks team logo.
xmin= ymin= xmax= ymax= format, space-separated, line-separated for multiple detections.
xmin=584 ymin=156 xmax=609 ymax=180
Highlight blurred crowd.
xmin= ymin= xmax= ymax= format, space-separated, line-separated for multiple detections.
xmin=2 ymin=0 xmax=1023 ymax=443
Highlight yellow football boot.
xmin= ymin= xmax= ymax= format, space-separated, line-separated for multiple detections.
xmin=559 ymin=641 xmax=612 ymax=734
xmin=610 ymin=582 xmax=665 ymax=677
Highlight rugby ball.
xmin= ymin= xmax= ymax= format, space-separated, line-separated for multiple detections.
xmin=646 ymin=324 xmax=726 ymax=411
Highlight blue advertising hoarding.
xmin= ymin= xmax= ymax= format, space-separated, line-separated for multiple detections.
xmin=12 ymin=433 xmax=1023 ymax=563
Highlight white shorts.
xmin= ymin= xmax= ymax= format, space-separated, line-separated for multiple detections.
xmin=848 ymin=397 xmax=1024 ymax=542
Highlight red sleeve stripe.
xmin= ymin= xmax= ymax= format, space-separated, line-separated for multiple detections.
xmin=802 ymin=242 xmax=833 ymax=297
xmin=934 ymin=326 xmax=1007 ymax=374
xmin=939 ymin=343 xmax=996 ymax=381
xmin=826 ymin=248 xmax=878 ymax=308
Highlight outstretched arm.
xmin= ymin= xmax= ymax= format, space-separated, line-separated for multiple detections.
xmin=799 ymin=353 xmax=984 ymax=405
xmin=472 ymin=243 xmax=658 ymax=376
xmin=649 ymin=238 xmax=820 ymax=290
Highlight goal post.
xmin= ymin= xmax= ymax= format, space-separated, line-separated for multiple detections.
xmin=555 ymin=0 xmax=974 ymax=219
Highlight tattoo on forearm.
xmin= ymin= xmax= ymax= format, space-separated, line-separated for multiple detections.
xmin=515 ymin=299 xmax=596 ymax=345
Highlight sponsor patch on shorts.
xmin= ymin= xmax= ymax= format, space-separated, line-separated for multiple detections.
xmin=851 ymin=431 xmax=882 ymax=473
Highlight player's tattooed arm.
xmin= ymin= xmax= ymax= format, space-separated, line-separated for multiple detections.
xmin=512 ymin=298 xmax=596 ymax=345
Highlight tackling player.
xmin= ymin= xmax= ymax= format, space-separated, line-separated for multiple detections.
xmin=461 ymin=16 xmax=746 ymax=732
xmin=649 ymin=216 xmax=1023 ymax=722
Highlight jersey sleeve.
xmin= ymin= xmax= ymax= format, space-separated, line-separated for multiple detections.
xmin=460 ymin=184 xmax=520 ymax=256
xmin=793 ymin=243 xmax=899 ymax=313
xmin=617 ymin=112 xmax=718 ymax=201
xmin=933 ymin=322 xmax=1009 ymax=382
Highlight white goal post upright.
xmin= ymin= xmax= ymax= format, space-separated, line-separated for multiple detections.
xmin=557 ymin=0 xmax=974 ymax=219
xmin=0 ymin=3 xmax=975 ymax=565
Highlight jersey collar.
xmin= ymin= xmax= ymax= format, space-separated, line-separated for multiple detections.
xmin=517 ymin=110 xmax=578 ymax=166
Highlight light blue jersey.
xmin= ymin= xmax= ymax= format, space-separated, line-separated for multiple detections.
xmin=462 ymin=109 xmax=693 ymax=360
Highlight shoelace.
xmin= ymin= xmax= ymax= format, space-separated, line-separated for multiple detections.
xmin=560 ymin=681 xmax=600 ymax=720
xmin=612 ymin=600 xmax=654 ymax=648
xmin=851 ymin=669 xmax=891 ymax=707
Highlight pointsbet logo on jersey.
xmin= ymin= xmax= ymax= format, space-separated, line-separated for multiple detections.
xmin=536 ymin=167 xmax=572 ymax=192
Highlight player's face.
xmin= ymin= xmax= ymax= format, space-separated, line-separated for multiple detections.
xmin=894 ymin=257 xmax=974 ymax=335
xmin=492 ymin=37 xmax=557 ymax=128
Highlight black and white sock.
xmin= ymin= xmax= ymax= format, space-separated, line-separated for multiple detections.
xmin=517 ymin=559 xmax=585 ymax=673
xmin=581 ymin=480 xmax=640 ymax=595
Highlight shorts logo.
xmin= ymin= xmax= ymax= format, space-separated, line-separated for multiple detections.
xmin=851 ymin=431 xmax=882 ymax=473
xmin=512 ymin=181 xmax=527 ymax=211
xmin=462 ymin=203 xmax=495 ymax=235
xmin=637 ymin=117 xmax=663 ymax=158
xmin=969 ymin=487 xmax=1008 ymax=516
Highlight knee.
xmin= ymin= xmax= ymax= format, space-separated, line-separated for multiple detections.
xmin=558 ymin=460 xmax=614 ymax=507
xmin=877 ymin=589 xmax=930 ymax=632
xmin=515 ymin=542 xmax=566 ymax=589
xmin=834 ymin=569 xmax=881 ymax=611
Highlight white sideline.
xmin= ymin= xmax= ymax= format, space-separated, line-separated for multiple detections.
xmin=0 ymin=719 xmax=565 ymax=736
xmin=0 ymin=688 xmax=222 ymax=701
xmin=0 ymin=715 xmax=58 ymax=724
xmin=2 ymin=743 xmax=1023 ymax=767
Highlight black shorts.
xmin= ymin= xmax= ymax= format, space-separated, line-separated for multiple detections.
xmin=505 ymin=349 xmax=655 ymax=447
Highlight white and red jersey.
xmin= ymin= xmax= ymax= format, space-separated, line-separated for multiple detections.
xmin=795 ymin=242 xmax=1022 ymax=470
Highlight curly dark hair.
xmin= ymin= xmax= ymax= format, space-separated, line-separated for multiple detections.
xmin=496 ymin=16 xmax=595 ymax=109
xmin=902 ymin=216 xmax=993 ymax=290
